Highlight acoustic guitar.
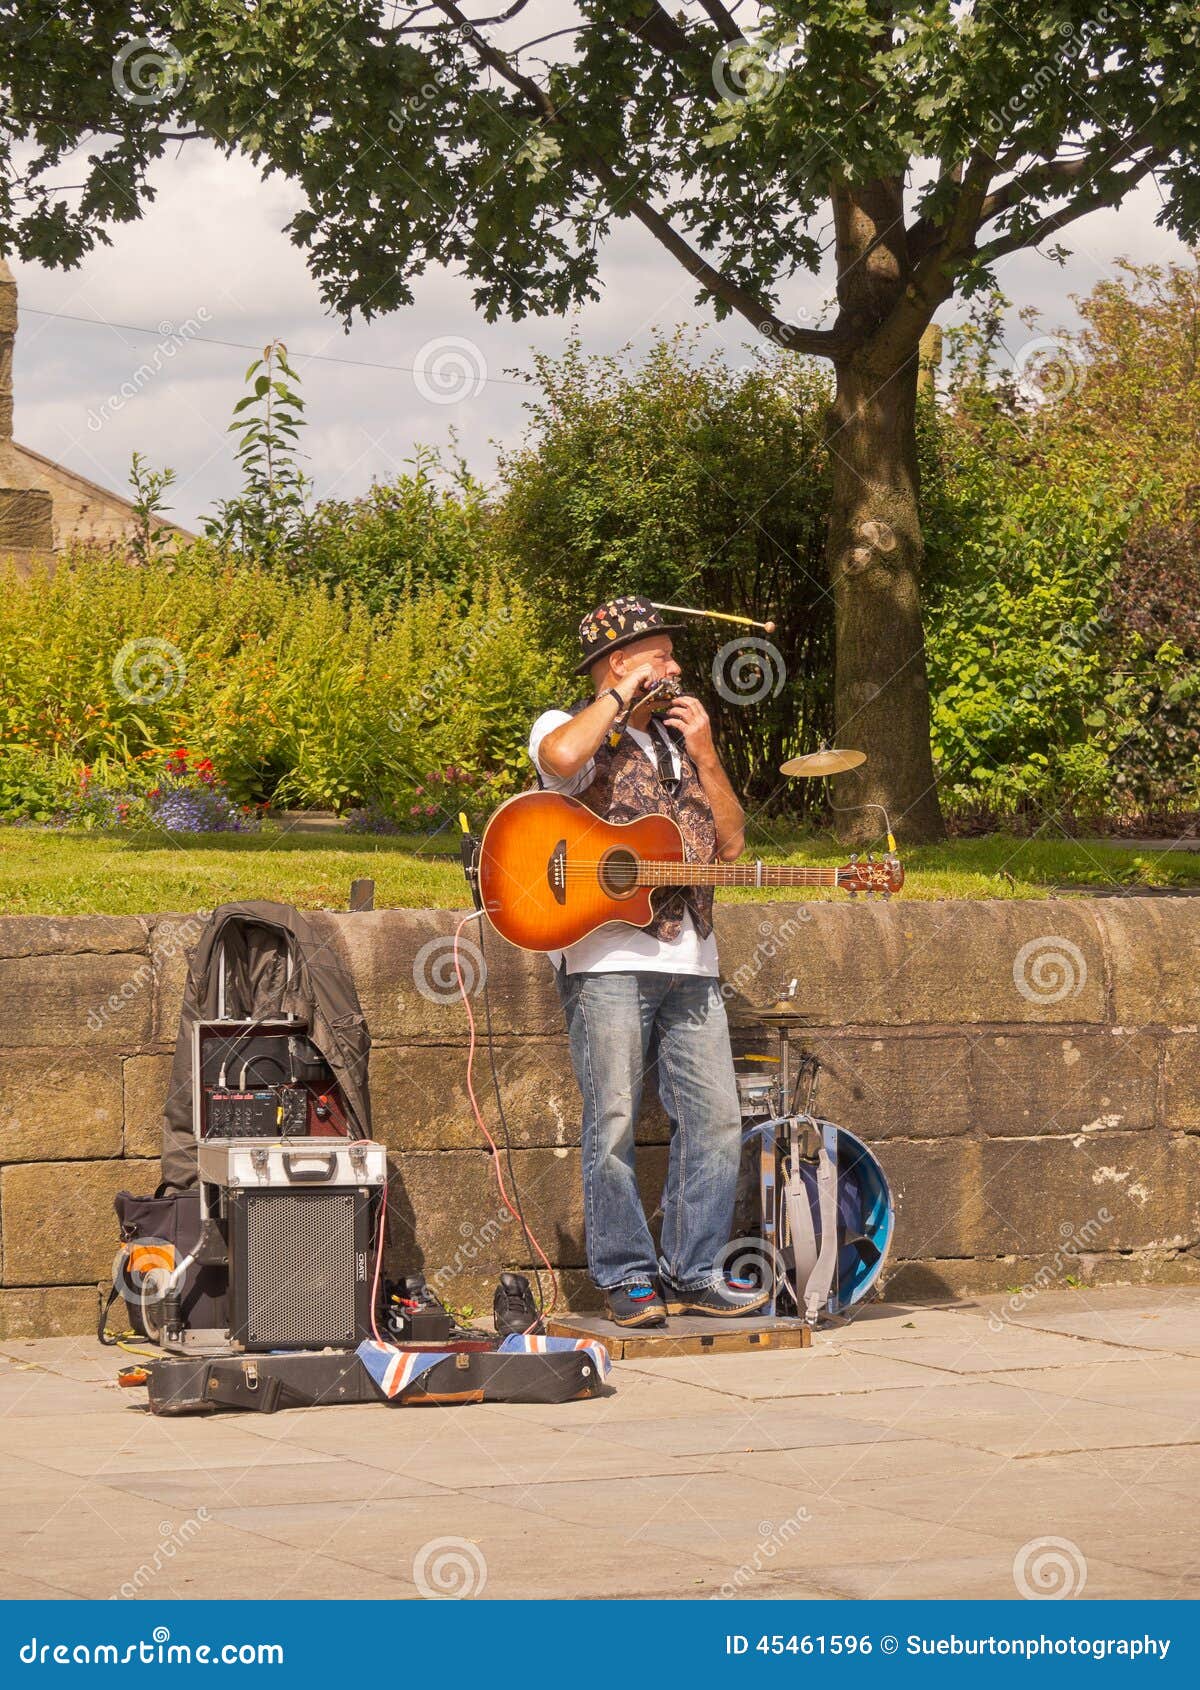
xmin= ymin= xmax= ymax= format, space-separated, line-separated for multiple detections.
xmin=478 ymin=790 xmax=904 ymax=952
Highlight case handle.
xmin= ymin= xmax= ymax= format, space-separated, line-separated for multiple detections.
xmin=281 ymin=1149 xmax=338 ymax=1183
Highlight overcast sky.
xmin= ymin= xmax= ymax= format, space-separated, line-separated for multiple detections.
xmin=7 ymin=141 xmax=1189 ymax=532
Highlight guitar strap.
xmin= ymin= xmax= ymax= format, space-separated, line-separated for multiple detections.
xmin=780 ymin=1117 xmax=840 ymax=1324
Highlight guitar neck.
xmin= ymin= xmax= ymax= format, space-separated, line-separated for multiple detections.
xmin=635 ymin=861 xmax=840 ymax=888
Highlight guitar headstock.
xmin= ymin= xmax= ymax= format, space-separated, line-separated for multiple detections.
xmin=836 ymin=852 xmax=904 ymax=898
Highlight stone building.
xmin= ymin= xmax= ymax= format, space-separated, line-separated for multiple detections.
xmin=0 ymin=258 xmax=193 ymax=573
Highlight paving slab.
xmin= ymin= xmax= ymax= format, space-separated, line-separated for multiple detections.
xmin=617 ymin=1347 xmax=957 ymax=1400
xmin=826 ymin=1379 xmax=1200 ymax=1458
xmin=0 ymin=1288 xmax=1197 ymax=1600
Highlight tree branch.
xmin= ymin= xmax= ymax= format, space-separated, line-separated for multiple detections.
xmin=974 ymin=146 xmax=1170 ymax=264
xmin=696 ymin=0 xmax=743 ymax=43
xmin=431 ymin=0 xmax=846 ymax=357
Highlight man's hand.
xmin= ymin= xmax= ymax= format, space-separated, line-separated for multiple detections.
xmin=662 ymin=694 xmax=717 ymax=764
xmin=616 ymin=660 xmax=661 ymax=706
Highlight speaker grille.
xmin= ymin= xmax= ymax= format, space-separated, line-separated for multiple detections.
xmin=244 ymin=1191 xmax=357 ymax=1347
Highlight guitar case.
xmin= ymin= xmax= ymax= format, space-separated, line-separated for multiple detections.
xmin=146 ymin=1347 xmax=602 ymax=1416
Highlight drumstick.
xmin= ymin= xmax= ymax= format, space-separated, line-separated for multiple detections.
xmin=650 ymin=601 xmax=777 ymax=635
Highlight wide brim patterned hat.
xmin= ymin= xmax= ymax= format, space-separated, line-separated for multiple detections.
xmin=574 ymin=595 xmax=684 ymax=674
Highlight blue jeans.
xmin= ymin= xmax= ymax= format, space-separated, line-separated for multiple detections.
xmin=555 ymin=970 xmax=743 ymax=1292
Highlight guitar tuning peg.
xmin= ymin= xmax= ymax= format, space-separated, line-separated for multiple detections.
xmin=850 ymin=852 xmax=859 ymax=864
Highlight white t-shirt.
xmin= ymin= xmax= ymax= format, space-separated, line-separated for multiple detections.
xmin=528 ymin=708 xmax=720 ymax=977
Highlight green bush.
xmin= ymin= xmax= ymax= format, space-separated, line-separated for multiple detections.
xmin=0 ymin=548 xmax=563 ymax=822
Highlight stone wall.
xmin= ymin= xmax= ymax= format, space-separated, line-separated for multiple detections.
xmin=2 ymin=899 xmax=1198 ymax=1338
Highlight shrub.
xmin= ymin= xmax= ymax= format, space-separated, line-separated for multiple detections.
xmin=0 ymin=547 xmax=563 ymax=823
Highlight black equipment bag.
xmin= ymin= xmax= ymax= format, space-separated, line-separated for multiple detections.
xmin=100 ymin=1189 xmax=229 ymax=1343
xmin=146 ymin=1346 xmax=602 ymax=1416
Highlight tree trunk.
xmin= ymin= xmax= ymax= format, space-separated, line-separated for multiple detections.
xmin=824 ymin=345 xmax=945 ymax=844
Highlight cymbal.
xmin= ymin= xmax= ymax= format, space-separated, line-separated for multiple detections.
xmin=780 ymin=747 xmax=867 ymax=777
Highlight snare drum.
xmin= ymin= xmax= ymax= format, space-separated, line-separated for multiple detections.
xmin=735 ymin=1073 xmax=781 ymax=1120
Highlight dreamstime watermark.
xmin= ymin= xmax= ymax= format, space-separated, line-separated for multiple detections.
xmin=111 ymin=1512 xmax=210 ymax=1599
xmin=411 ymin=933 xmax=486 ymax=1003
xmin=413 ymin=1536 xmax=488 ymax=1598
xmin=112 ymin=38 xmax=186 ymax=105
xmin=712 ymin=637 xmax=787 ymax=705
xmin=711 ymin=30 xmax=804 ymax=108
xmin=982 ymin=7 xmax=1115 ymax=141
xmin=988 ymin=1209 xmax=1114 ymax=1330
xmin=87 ymin=309 xmax=211 ymax=432
xmin=1012 ymin=936 xmax=1088 ymax=1005
xmin=111 ymin=636 xmax=187 ymax=705
xmin=715 ymin=1234 xmax=788 ymax=1293
xmin=1011 ymin=335 xmax=1086 ymax=405
xmin=386 ymin=610 xmax=513 ymax=734
xmin=86 ymin=914 xmax=208 ymax=1034
xmin=429 ymin=1204 xmax=514 ymax=1293
xmin=713 ymin=1507 xmax=812 ymax=1598
xmin=413 ymin=336 xmax=487 ymax=405
xmin=387 ymin=23 xmax=471 ymax=132
xmin=1013 ymin=1535 xmax=1088 ymax=1599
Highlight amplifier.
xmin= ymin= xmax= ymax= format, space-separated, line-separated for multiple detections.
xmin=226 ymin=1185 xmax=376 ymax=1352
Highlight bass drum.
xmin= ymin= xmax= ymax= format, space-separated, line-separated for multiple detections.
xmin=734 ymin=1121 xmax=894 ymax=1317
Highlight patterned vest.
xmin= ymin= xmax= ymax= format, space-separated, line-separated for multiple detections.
xmin=561 ymin=697 xmax=718 ymax=942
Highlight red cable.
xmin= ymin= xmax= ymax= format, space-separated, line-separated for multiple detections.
xmin=455 ymin=911 xmax=558 ymax=1322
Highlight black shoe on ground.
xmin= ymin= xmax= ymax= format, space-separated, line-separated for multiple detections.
xmin=494 ymin=1271 xmax=543 ymax=1337
xmin=662 ymin=1277 xmax=770 ymax=1318
xmin=604 ymin=1282 xmax=667 ymax=1327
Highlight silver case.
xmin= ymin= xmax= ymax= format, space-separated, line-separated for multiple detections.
xmin=197 ymin=1139 xmax=387 ymax=1190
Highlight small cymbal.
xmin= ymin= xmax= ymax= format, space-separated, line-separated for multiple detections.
xmin=780 ymin=747 xmax=867 ymax=777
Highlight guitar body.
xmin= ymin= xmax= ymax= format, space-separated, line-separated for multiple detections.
xmin=479 ymin=790 xmax=686 ymax=952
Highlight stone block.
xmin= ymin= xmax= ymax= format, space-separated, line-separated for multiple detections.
xmin=0 ymin=916 xmax=148 ymax=959
xmin=1 ymin=1158 xmax=159 ymax=1285
xmin=771 ymin=1031 xmax=973 ymax=1139
xmin=968 ymin=1030 xmax=1159 ymax=1137
xmin=1096 ymin=897 xmax=1200 ymax=1026
xmin=369 ymin=1040 xmax=668 ymax=1151
xmin=0 ymin=1053 xmax=122 ymax=1162
xmin=330 ymin=910 xmax=562 ymax=1040
xmin=122 ymin=1053 xmax=174 ymax=1158
xmin=1164 ymin=1032 xmax=1200 ymax=1132
xmin=886 ymin=1132 xmax=1199 ymax=1264
xmin=145 ymin=913 xmax=207 ymax=1042
xmin=0 ymin=953 xmax=154 ymax=1048
xmin=881 ymin=1138 xmax=984 ymax=1261
xmin=715 ymin=899 xmax=1106 ymax=1026
xmin=0 ymin=1284 xmax=97 ymax=1339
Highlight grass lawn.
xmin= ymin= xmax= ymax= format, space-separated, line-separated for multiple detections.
xmin=3 ymin=821 xmax=1200 ymax=915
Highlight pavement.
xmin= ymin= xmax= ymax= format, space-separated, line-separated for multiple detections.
xmin=1 ymin=1286 xmax=1198 ymax=1602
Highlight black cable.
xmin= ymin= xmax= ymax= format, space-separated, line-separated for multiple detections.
xmin=478 ymin=921 xmax=548 ymax=1313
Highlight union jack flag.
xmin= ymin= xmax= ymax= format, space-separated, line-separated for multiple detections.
xmin=356 ymin=1340 xmax=453 ymax=1400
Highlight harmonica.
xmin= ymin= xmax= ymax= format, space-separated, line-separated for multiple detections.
xmin=641 ymin=675 xmax=683 ymax=713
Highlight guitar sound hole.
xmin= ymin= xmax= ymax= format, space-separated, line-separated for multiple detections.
xmin=598 ymin=848 xmax=639 ymax=898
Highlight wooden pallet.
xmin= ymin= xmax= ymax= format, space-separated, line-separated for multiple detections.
xmin=545 ymin=1310 xmax=813 ymax=1361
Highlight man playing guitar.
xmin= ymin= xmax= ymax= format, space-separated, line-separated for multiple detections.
xmin=528 ymin=595 xmax=768 ymax=1327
